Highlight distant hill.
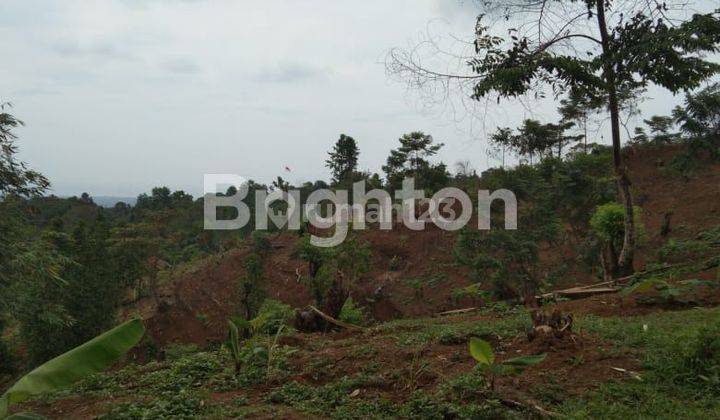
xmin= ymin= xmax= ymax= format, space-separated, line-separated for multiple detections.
xmin=92 ymin=196 xmax=137 ymax=207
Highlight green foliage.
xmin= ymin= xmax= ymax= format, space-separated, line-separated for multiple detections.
xmin=251 ymin=299 xmax=294 ymax=335
xmin=590 ymin=203 xmax=627 ymax=243
xmin=673 ymin=82 xmax=720 ymax=161
xmin=455 ymin=201 xmax=559 ymax=299
xmin=338 ymin=297 xmax=366 ymax=326
xmin=591 ymin=203 xmax=644 ymax=244
xmin=334 ymin=238 xmax=371 ymax=283
xmin=683 ymin=319 xmax=720 ymax=391
xmin=468 ymin=337 xmax=546 ymax=390
xmin=621 ymin=277 xmax=717 ymax=306
xmin=565 ymin=308 xmax=720 ymax=416
xmin=0 ymin=103 xmax=49 ymax=197
xmin=658 ymin=238 xmax=712 ymax=264
xmin=102 ymin=388 xmax=203 ymax=419
xmin=295 ymin=235 xmax=370 ymax=311
xmin=250 ymin=231 xmax=271 ymax=254
xmin=326 ymin=134 xmax=360 ymax=184
xmin=237 ymin=233 xmax=274 ymax=321
xmin=226 ymin=318 xmax=247 ymax=374
xmin=10 ymin=232 xmax=78 ymax=365
xmin=382 ymin=131 xmax=448 ymax=191
xmin=0 ymin=319 xmax=145 ymax=418
xmin=450 ymin=283 xmax=491 ymax=304
xmin=490 ymin=119 xmax=581 ymax=163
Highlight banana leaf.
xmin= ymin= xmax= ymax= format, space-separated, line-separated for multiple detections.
xmin=0 ymin=319 xmax=145 ymax=419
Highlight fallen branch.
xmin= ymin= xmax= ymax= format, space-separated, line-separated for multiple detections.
xmin=537 ymin=263 xmax=690 ymax=300
xmin=308 ymin=305 xmax=365 ymax=332
xmin=435 ymin=307 xmax=478 ymax=317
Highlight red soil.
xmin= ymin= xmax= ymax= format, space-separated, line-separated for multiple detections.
xmin=140 ymin=145 xmax=720 ymax=347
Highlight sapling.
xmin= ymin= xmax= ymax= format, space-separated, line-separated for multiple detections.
xmin=468 ymin=337 xmax=546 ymax=391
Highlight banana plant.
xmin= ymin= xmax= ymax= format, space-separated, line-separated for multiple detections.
xmin=0 ymin=319 xmax=145 ymax=419
xmin=226 ymin=317 xmax=251 ymax=375
xmin=468 ymin=337 xmax=546 ymax=391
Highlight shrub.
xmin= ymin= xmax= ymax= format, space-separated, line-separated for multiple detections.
xmin=338 ymin=297 xmax=366 ymax=326
xmin=251 ymin=299 xmax=294 ymax=335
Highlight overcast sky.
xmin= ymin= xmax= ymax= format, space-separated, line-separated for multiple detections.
xmin=2 ymin=0 xmax=717 ymax=197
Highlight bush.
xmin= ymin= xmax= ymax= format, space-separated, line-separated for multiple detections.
xmin=338 ymin=297 xmax=366 ymax=326
xmin=251 ymin=299 xmax=294 ymax=335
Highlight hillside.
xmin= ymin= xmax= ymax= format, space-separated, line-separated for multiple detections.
xmin=139 ymin=144 xmax=720 ymax=348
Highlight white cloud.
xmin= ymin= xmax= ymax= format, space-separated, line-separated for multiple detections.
xmin=1 ymin=0 xmax=714 ymax=196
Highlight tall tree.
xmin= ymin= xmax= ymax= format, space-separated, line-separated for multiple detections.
xmin=0 ymin=103 xmax=50 ymax=364
xmin=390 ymin=3 xmax=720 ymax=277
xmin=325 ymin=134 xmax=359 ymax=184
xmin=0 ymin=102 xmax=49 ymax=197
xmin=382 ymin=131 xmax=446 ymax=189
xmin=558 ymin=89 xmax=604 ymax=153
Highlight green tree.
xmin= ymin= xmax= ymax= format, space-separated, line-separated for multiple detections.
xmin=325 ymin=134 xmax=360 ymax=184
xmin=107 ymin=222 xmax=163 ymax=301
xmin=10 ymin=231 xmax=77 ymax=364
xmin=391 ymin=2 xmax=720 ymax=277
xmin=0 ymin=104 xmax=51 ymax=368
xmin=0 ymin=103 xmax=49 ymax=196
xmin=382 ymin=131 xmax=448 ymax=190
xmin=673 ymin=82 xmax=720 ymax=160
xmin=490 ymin=120 xmax=580 ymax=164
xmin=558 ymin=89 xmax=604 ymax=153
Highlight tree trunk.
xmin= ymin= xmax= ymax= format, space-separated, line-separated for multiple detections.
xmin=596 ymin=0 xmax=635 ymax=277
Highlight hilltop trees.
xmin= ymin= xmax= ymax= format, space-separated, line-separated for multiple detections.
xmin=490 ymin=119 xmax=580 ymax=164
xmin=326 ymin=134 xmax=360 ymax=185
xmin=390 ymin=2 xmax=720 ymax=277
xmin=673 ymin=82 xmax=720 ymax=160
xmin=382 ymin=131 xmax=449 ymax=191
